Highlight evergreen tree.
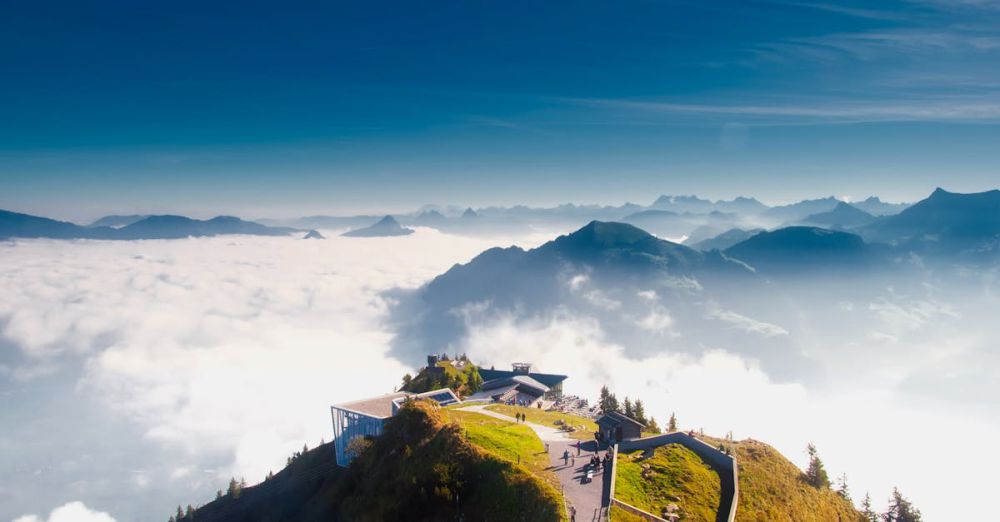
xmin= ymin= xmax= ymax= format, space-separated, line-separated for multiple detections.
xmin=401 ymin=373 xmax=412 ymax=390
xmin=216 ymin=490 xmax=223 ymax=500
xmin=836 ymin=473 xmax=851 ymax=501
xmin=882 ymin=487 xmax=922 ymax=522
xmin=303 ymin=443 xmax=309 ymax=454
xmin=227 ymin=477 xmax=239 ymax=498
xmin=646 ymin=416 xmax=661 ymax=434
xmin=668 ymin=412 xmax=678 ymax=432
xmin=176 ymin=506 xmax=184 ymax=520
xmin=467 ymin=367 xmax=483 ymax=393
xmin=623 ymin=397 xmax=634 ymax=418
xmin=185 ymin=505 xmax=194 ymax=519
xmin=860 ymin=492 xmax=878 ymax=522
xmin=266 ymin=470 xmax=274 ymax=481
xmin=169 ymin=516 xmax=176 ymax=522
xmin=633 ymin=399 xmax=646 ymax=424
xmin=599 ymin=386 xmax=612 ymax=414
xmin=805 ymin=443 xmax=831 ymax=489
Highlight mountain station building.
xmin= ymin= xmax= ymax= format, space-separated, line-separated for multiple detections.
xmin=330 ymin=388 xmax=459 ymax=467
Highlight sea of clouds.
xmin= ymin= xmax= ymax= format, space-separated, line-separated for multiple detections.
xmin=1 ymin=229 xmax=997 ymax=520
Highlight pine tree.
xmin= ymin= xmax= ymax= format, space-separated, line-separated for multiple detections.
xmin=303 ymin=443 xmax=309 ymax=454
xmin=646 ymin=416 xmax=661 ymax=434
xmin=185 ymin=505 xmax=194 ymax=519
xmin=216 ymin=490 xmax=223 ymax=500
xmin=633 ymin=399 xmax=646 ymax=424
xmin=467 ymin=367 xmax=483 ymax=393
xmin=176 ymin=506 xmax=184 ymax=520
xmin=836 ymin=473 xmax=851 ymax=501
xmin=266 ymin=470 xmax=274 ymax=481
xmin=401 ymin=373 xmax=412 ymax=389
xmin=882 ymin=487 xmax=922 ymax=522
xmin=623 ymin=397 xmax=634 ymax=418
xmin=805 ymin=443 xmax=830 ymax=489
xmin=860 ymin=492 xmax=878 ymax=522
xmin=169 ymin=516 xmax=176 ymax=522
xmin=668 ymin=412 xmax=678 ymax=432
xmin=599 ymin=386 xmax=612 ymax=414
xmin=227 ymin=477 xmax=239 ymax=498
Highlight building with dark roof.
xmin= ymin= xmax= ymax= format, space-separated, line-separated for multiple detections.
xmin=596 ymin=411 xmax=645 ymax=443
xmin=477 ymin=363 xmax=567 ymax=398
xmin=330 ymin=387 xmax=459 ymax=467
xmin=466 ymin=374 xmax=551 ymax=406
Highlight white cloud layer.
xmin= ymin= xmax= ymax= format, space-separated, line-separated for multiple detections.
xmin=13 ymin=502 xmax=117 ymax=522
xmin=1 ymin=230 xmax=997 ymax=521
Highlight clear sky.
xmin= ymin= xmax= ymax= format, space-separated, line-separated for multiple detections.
xmin=2 ymin=0 xmax=999 ymax=221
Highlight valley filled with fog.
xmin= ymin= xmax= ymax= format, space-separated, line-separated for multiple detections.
xmin=2 ymin=220 xmax=998 ymax=521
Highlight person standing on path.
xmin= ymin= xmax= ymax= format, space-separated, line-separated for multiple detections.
xmin=569 ymin=506 xmax=576 ymax=522
xmin=575 ymin=440 xmax=581 ymax=455
xmin=563 ymin=449 xmax=570 ymax=465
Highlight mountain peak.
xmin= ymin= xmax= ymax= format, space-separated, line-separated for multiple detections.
xmin=563 ymin=220 xmax=654 ymax=247
xmin=462 ymin=208 xmax=478 ymax=218
xmin=342 ymin=215 xmax=414 ymax=237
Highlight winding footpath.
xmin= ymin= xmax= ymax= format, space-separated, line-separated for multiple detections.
xmin=458 ymin=405 xmax=609 ymax=521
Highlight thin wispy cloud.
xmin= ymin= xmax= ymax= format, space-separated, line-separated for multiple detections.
xmin=563 ymin=96 xmax=1000 ymax=124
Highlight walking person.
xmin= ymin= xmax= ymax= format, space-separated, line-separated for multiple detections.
xmin=575 ymin=440 xmax=581 ymax=455
xmin=563 ymin=449 xmax=570 ymax=465
xmin=570 ymin=506 xmax=576 ymax=522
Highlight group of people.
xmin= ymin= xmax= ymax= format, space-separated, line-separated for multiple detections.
xmin=588 ymin=451 xmax=612 ymax=471
xmin=513 ymin=412 xmax=527 ymax=423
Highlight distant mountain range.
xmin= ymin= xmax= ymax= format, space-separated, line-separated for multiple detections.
xmin=0 ymin=210 xmax=298 ymax=240
xmin=857 ymin=188 xmax=1000 ymax=256
xmin=798 ymin=202 xmax=876 ymax=229
xmin=87 ymin=214 xmax=149 ymax=228
xmin=256 ymin=193 xmax=910 ymax=239
xmin=342 ymin=216 xmax=414 ymax=237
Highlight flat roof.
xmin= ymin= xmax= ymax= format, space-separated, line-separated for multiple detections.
xmin=334 ymin=392 xmax=409 ymax=419
xmin=334 ymin=388 xmax=460 ymax=419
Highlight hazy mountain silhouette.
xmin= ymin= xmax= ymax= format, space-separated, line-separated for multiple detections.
xmin=0 ymin=210 xmax=112 ymax=239
xmin=851 ymin=196 xmax=909 ymax=216
xmin=342 ymin=216 xmax=414 ymax=237
xmin=800 ymin=202 xmax=876 ymax=229
xmin=412 ymin=210 xmax=448 ymax=226
xmin=725 ymin=226 xmax=876 ymax=274
xmin=115 ymin=215 xmax=297 ymax=239
xmin=87 ymin=214 xmax=149 ymax=228
xmin=690 ymin=228 xmax=764 ymax=251
xmin=461 ymin=208 xmax=479 ymax=218
xmin=763 ymin=197 xmax=840 ymax=223
xmin=302 ymin=230 xmax=325 ymax=239
xmin=714 ymin=196 xmax=769 ymax=215
xmin=858 ymin=188 xmax=1000 ymax=256
xmin=1 ymin=210 xmax=297 ymax=240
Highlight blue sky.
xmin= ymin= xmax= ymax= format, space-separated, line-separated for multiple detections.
xmin=2 ymin=0 xmax=999 ymax=221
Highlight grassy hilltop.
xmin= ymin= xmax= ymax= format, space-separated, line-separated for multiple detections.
xmin=185 ymin=401 xmax=562 ymax=522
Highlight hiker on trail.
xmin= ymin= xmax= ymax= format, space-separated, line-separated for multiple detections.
xmin=575 ymin=440 xmax=581 ymax=455
xmin=563 ymin=449 xmax=570 ymax=465
xmin=570 ymin=506 xmax=577 ymax=522
xmin=545 ymin=443 xmax=550 ymax=453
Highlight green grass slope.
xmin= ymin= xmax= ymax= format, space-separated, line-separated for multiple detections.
xmin=615 ymin=444 xmax=721 ymax=522
xmin=701 ymin=436 xmax=863 ymax=522
xmin=185 ymin=401 xmax=562 ymax=522
xmin=485 ymin=404 xmax=598 ymax=441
